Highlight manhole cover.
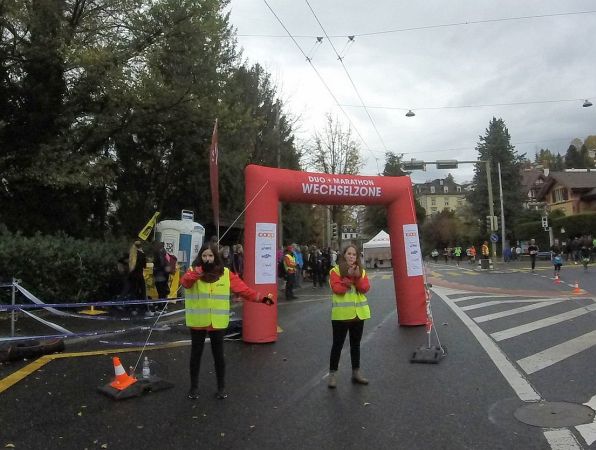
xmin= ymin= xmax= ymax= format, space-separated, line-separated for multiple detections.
xmin=514 ymin=402 xmax=594 ymax=428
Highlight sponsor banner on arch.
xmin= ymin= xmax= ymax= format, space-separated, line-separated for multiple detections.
xmin=301 ymin=175 xmax=382 ymax=199
xmin=255 ymin=222 xmax=277 ymax=284
xmin=403 ymin=224 xmax=423 ymax=277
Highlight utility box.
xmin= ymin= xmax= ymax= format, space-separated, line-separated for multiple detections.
xmin=481 ymin=258 xmax=490 ymax=270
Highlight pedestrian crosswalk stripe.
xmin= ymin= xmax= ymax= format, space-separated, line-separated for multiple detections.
xmin=381 ymin=274 xmax=392 ymax=280
xmin=461 ymin=299 xmax=561 ymax=311
xmin=473 ymin=300 xmax=565 ymax=323
xmin=492 ymin=303 xmax=596 ymax=341
xmin=517 ymin=329 xmax=596 ymax=374
xmin=451 ymin=294 xmax=511 ymax=303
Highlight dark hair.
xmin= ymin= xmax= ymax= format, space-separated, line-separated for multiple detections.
xmin=338 ymin=243 xmax=363 ymax=277
xmin=192 ymin=243 xmax=223 ymax=269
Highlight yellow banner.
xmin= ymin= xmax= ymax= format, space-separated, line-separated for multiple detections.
xmin=138 ymin=211 xmax=160 ymax=241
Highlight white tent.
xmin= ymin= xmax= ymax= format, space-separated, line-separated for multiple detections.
xmin=363 ymin=230 xmax=392 ymax=268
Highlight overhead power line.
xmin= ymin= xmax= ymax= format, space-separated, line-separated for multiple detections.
xmin=238 ymin=9 xmax=596 ymax=38
xmin=341 ymin=96 xmax=596 ymax=112
xmin=262 ymin=0 xmax=384 ymax=173
xmin=304 ymin=0 xmax=389 ymax=154
xmin=401 ymin=137 xmax=583 ymax=156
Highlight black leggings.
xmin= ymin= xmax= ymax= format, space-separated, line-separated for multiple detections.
xmin=329 ymin=320 xmax=364 ymax=371
xmin=189 ymin=329 xmax=225 ymax=390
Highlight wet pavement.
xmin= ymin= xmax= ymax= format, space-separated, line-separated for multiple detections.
xmin=0 ymin=270 xmax=589 ymax=449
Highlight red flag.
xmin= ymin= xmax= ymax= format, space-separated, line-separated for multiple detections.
xmin=209 ymin=119 xmax=219 ymax=235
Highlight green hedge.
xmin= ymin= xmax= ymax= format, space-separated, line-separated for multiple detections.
xmin=0 ymin=227 xmax=129 ymax=303
xmin=515 ymin=213 xmax=596 ymax=248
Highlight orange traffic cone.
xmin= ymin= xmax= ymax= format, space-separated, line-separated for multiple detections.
xmin=554 ymin=274 xmax=561 ymax=284
xmin=572 ymin=281 xmax=582 ymax=295
xmin=109 ymin=356 xmax=137 ymax=390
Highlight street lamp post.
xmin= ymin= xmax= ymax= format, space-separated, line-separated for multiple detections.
xmin=497 ymin=162 xmax=506 ymax=259
xmin=485 ymin=160 xmax=497 ymax=259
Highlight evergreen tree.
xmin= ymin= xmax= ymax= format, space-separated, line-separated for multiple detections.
xmin=564 ymin=144 xmax=582 ymax=168
xmin=0 ymin=0 xmax=302 ymax=238
xmin=553 ymin=153 xmax=565 ymax=171
xmin=467 ymin=117 xmax=524 ymax=235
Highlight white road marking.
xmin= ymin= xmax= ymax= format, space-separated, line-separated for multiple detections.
xmin=474 ymin=300 xmax=565 ymax=323
xmin=433 ymin=287 xmax=541 ymax=402
xmin=461 ymin=298 xmax=566 ymax=311
xmin=451 ymin=294 xmax=512 ymax=303
xmin=436 ymin=286 xmax=593 ymax=449
xmin=517 ymin=329 xmax=596 ymax=375
xmin=575 ymin=395 xmax=596 ymax=446
xmin=492 ymin=303 xmax=596 ymax=341
xmin=543 ymin=429 xmax=582 ymax=449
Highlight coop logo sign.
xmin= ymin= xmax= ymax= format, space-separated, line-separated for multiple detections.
xmin=258 ymin=232 xmax=275 ymax=238
xmin=301 ymin=176 xmax=382 ymax=198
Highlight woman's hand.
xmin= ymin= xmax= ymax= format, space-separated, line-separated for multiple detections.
xmin=347 ymin=265 xmax=361 ymax=278
xmin=261 ymin=293 xmax=275 ymax=306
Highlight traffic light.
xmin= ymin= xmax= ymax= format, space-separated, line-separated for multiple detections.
xmin=485 ymin=215 xmax=498 ymax=231
xmin=331 ymin=223 xmax=338 ymax=240
xmin=435 ymin=160 xmax=458 ymax=169
xmin=541 ymin=216 xmax=549 ymax=229
xmin=402 ymin=159 xmax=426 ymax=171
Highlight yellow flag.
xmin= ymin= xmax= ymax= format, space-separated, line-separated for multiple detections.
xmin=138 ymin=211 xmax=160 ymax=241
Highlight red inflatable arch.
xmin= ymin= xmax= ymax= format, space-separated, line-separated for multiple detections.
xmin=242 ymin=164 xmax=426 ymax=343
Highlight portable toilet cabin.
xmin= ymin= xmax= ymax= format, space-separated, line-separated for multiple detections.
xmin=155 ymin=210 xmax=205 ymax=270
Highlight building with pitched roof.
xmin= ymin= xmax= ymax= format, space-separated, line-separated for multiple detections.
xmin=413 ymin=177 xmax=468 ymax=217
xmin=535 ymin=170 xmax=596 ymax=215
xmin=520 ymin=168 xmax=548 ymax=210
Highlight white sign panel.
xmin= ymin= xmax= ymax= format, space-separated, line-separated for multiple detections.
xmin=403 ymin=224 xmax=423 ymax=277
xmin=255 ymin=223 xmax=277 ymax=284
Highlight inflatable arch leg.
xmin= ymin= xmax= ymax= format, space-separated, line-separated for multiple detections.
xmin=242 ymin=165 xmax=426 ymax=343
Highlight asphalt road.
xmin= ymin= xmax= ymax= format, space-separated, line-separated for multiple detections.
xmin=1 ymin=265 xmax=596 ymax=449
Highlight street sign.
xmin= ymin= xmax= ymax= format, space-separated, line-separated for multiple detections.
xmin=490 ymin=233 xmax=499 ymax=242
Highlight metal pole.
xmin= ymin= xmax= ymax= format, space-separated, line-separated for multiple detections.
xmin=327 ymin=207 xmax=332 ymax=248
xmin=497 ymin=162 xmax=506 ymax=260
xmin=486 ymin=160 xmax=497 ymax=259
xmin=275 ymin=101 xmax=283 ymax=248
xmin=11 ymin=277 xmax=16 ymax=337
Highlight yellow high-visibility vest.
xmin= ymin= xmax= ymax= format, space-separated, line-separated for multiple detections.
xmin=185 ymin=268 xmax=231 ymax=329
xmin=329 ymin=266 xmax=370 ymax=320
xmin=284 ymin=253 xmax=297 ymax=273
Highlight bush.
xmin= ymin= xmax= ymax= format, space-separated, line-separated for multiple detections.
xmin=514 ymin=213 xmax=596 ymax=248
xmin=0 ymin=227 xmax=129 ymax=303
xmin=554 ymin=213 xmax=596 ymax=240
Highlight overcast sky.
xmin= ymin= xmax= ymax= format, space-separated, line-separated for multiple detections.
xmin=228 ymin=1 xmax=596 ymax=184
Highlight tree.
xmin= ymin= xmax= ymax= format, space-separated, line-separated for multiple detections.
xmin=363 ymin=152 xmax=426 ymax=236
xmin=305 ymin=113 xmax=362 ymax=175
xmin=304 ymin=114 xmax=363 ymax=245
xmin=564 ymin=144 xmax=581 ymax=168
xmin=584 ymin=135 xmax=596 ymax=150
xmin=467 ymin=117 xmax=525 ymax=235
xmin=563 ymin=143 xmax=594 ymax=169
xmin=420 ymin=209 xmax=474 ymax=255
xmin=0 ymin=0 xmax=303 ymax=240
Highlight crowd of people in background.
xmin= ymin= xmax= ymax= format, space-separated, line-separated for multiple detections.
xmin=428 ymin=234 xmax=596 ymax=274
xmin=276 ymin=244 xmax=340 ymax=291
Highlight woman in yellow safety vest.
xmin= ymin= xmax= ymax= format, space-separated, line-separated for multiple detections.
xmin=327 ymin=244 xmax=371 ymax=388
xmin=180 ymin=243 xmax=274 ymax=400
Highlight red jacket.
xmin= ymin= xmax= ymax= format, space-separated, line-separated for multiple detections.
xmin=329 ymin=267 xmax=370 ymax=295
xmin=181 ymin=267 xmax=264 ymax=330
